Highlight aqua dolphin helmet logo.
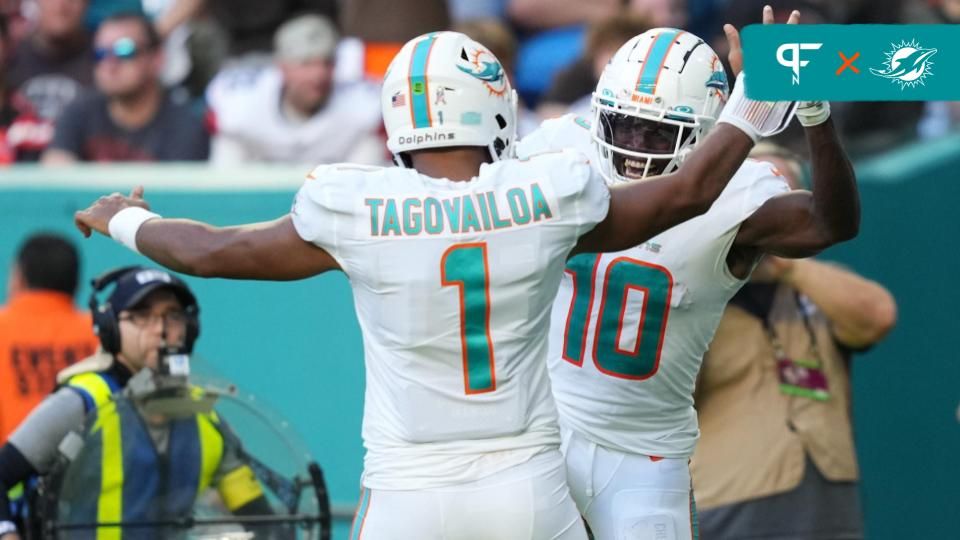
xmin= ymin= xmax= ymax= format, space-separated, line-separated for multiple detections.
xmin=457 ymin=47 xmax=508 ymax=96
xmin=870 ymin=39 xmax=937 ymax=89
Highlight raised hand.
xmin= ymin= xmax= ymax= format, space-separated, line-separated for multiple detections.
xmin=725 ymin=5 xmax=802 ymax=77
xmin=74 ymin=186 xmax=151 ymax=238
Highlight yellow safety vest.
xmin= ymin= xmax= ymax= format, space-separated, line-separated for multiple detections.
xmin=64 ymin=372 xmax=226 ymax=540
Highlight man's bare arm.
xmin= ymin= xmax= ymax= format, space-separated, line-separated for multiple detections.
xmin=734 ymin=118 xmax=860 ymax=258
xmin=74 ymin=188 xmax=339 ymax=280
xmin=780 ymin=258 xmax=896 ymax=348
xmin=573 ymin=123 xmax=754 ymax=255
xmin=135 ymin=216 xmax=339 ymax=280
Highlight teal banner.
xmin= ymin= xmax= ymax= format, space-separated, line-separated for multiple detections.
xmin=742 ymin=25 xmax=959 ymax=101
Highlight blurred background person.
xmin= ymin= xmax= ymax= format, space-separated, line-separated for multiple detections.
xmin=4 ymin=0 xmax=94 ymax=160
xmin=153 ymin=0 xmax=338 ymax=60
xmin=339 ymin=0 xmax=448 ymax=80
xmin=0 ymin=232 xmax=96 ymax=443
xmin=535 ymin=10 xmax=651 ymax=119
xmin=0 ymin=266 xmax=276 ymax=539
xmin=42 ymin=11 xmax=208 ymax=163
xmin=205 ymin=14 xmax=383 ymax=166
xmin=507 ymin=0 xmax=683 ymax=107
xmin=691 ymin=143 xmax=898 ymax=540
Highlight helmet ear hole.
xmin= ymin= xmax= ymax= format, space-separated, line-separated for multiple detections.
xmin=493 ymin=137 xmax=506 ymax=158
xmin=495 ymin=114 xmax=507 ymax=130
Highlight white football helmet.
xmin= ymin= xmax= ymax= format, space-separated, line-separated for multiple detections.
xmin=382 ymin=31 xmax=519 ymax=167
xmin=591 ymin=28 xmax=729 ymax=183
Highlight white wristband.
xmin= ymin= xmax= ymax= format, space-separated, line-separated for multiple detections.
xmin=108 ymin=207 xmax=160 ymax=254
xmin=795 ymin=101 xmax=831 ymax=127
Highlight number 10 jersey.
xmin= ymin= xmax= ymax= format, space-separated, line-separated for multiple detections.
xmin=519 ymin=115 xmax=789 ymax=458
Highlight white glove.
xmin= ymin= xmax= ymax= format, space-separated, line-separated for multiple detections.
xmin=717 ymin=72 xmax=797 ymax=142
xmin=795 ymin=100 xmax=831 ymax=127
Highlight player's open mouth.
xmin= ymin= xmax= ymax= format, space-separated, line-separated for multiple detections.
xmin=615 ymin=155 xmax=668 ymax=179
xmin=623 ymin=158 xmax=648 ymax=179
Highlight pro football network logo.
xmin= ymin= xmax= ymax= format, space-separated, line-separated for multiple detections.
xmin=457 ymin=47 xmax=508 ymax=97
xmin=776 ymin=43 xmax=823 ymax=85
xmin=870 ymin=39 xmax=937 ymax=89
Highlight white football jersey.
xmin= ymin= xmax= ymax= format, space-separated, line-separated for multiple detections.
xmin=291 ymin=150 xmax=610 ymax=489
xmin=518 ymin=114 xmax=789 ymax=458
xmin=206 ymin=66 xmax=383 ymax=165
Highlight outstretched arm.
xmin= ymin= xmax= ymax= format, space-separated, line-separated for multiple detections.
xmin=574 ymin=123 xmax=754 ymax=255
xmin=74 ymin=188 xmax=339 ymax=280
xmin=733 ymin=118 xmax=860 ymax=259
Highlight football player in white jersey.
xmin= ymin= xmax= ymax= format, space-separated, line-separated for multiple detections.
xmin=514 ymin=8 xmax=860 ymax=540
xmin=74 ymin=30 xmax=796 ymax=540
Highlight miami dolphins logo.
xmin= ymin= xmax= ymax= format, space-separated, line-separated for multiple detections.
xmin=870 ymin=39 xmax=937 ymax=90
xmin=457 ymin=47 xmax=508 ymax=97
xmin=706 ymin=56 xmax=728 ymax=104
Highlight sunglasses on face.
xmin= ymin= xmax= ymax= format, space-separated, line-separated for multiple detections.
xmin=93 ymin=37 xmax=143 ymax=63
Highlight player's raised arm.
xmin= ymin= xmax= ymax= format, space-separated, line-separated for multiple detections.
xmin=74 ymin=187 xmax=339 ymax=280
xmin=574 ymin=122 xmax=753 ymax=255
xmin=732 ymin=114 xmax=859 ymax=258
xmin=574 ymin=75 xmax=795 ymax=256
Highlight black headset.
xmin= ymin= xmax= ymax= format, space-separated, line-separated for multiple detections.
xmin=88 ymin=266 xmax=200 ymax=354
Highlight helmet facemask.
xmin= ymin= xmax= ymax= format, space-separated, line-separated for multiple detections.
xmin=591 ymin=93 xmax=710 ymax=183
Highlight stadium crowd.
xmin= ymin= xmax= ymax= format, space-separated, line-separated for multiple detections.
xmin=0 ymin=0 xmax=958 ymax=165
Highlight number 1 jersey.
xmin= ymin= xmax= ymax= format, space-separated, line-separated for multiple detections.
xmin=290 ymin=150 xmax=610 ymax=489
xmin=517 ymin=115 xmax=789 ymax=458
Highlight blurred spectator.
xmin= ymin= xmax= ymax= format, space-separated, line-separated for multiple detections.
xmin=507 ymin=0 xmax=619 ymax=30
xmin=42 ymin=12 xmax=209 ymax=162
xmin=906 ymin=0 xmax=960 ymax=22
xmin=536 ymin=11 xmax=651 ymax=119
xmin=447 ymin=0 xmax=508 ymax=23
xmin=155 ymin=0 xmax=337 ymax=58
xmin=1 ymin=0 xmax=31 ymax=47
xmin=691 ymin=144 xmax=897 ymax=540
xmin=340 ymin=0 xmax=449 ymax=80
xmin=507 ymin=0 xmax=614 ymax=106
xmin=508 ymin=0 xmax=678 ymax=107
xmin=1 ymin=13 xmax=17 ymax=163
xmin=0 ymin=232 xmax=97 ymax=442
xmin=4 ymin=0 xmax=94 ymax=158
xmin=6 ymin=0 xmax=93 ymax=120
xmin=1 ymin=10 xmax=54 ymax=162
xmin=454 ymin=18 xmax=538 ymax=136
xmin=205 ymin=14 xmax=382 ymax=165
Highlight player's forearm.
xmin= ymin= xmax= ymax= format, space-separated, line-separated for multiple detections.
xmin=586 ymin=124 xmax=754 ymax=254
xmin=672 ymin=123 xmax=755 ymax=217
xmin=785 ymin=259 xmax=896 ymax=347
xmin=136 ymin=219 xmax=253 ymax=278
xmin=134 ymin=217 xmax=336 ymax=280
xmin=805 ymin=118 xmax=860 ymax=245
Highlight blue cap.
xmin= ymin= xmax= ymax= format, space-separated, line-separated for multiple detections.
xmin=108 ymin=268 xmax=197 ymax=312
